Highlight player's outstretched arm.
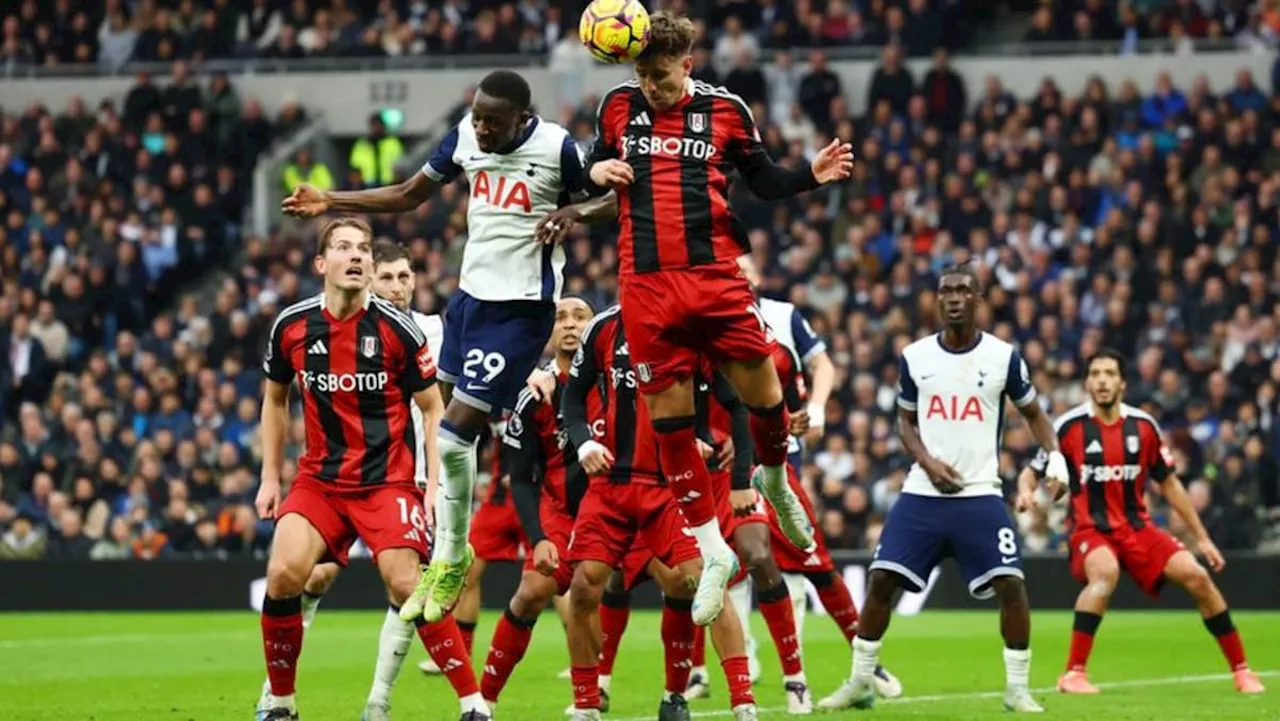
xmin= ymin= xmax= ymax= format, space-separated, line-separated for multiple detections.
xmin=282 ymin=171 xmax=442 ymax=217
xmin=1160 ymin=473 xmax=1226 ymax=571
xmin=727 ymin=101 xmax=853 ymax=200
xmin=256 ymin=379 xmax=291 ymax=519
xmin=413 ymin=384 xmax=445 ymax=507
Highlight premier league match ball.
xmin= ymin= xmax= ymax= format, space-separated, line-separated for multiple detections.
xmin=579 ymin=0 xmax=651 ymax=64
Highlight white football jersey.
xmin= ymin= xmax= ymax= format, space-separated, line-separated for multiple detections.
xmin=896 ymin=332 xmax=1036 ymax=498
xmin=411 ymin=310 xmax=444 ymax=485
xmin=422 ymin=115 xmax=585 ymax=303
xmin=759 ymin=297 xmax=827 ymax=455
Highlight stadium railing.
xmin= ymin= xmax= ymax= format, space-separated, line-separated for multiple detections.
xmin=3 ymin=553 xmax=1276 ymax=613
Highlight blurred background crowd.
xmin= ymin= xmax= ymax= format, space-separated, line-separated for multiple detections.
xmin=1 ymin=0 xmax=1279 ymax=565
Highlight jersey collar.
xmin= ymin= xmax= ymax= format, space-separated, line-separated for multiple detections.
xmin=319 ymin=290 xmax=372 ymax=315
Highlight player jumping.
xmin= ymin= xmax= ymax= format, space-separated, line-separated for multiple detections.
xmin=255 ymin=220 xmax=487 ymax=721
xmin=546 ymin=11 xmax=852 ymax=625
xmin=477 ymin=296 xmax=596 ymax=710
xmin=818 ymin=264 xmax=1068 ymax=714
xmin=1017 ymin=349 xmax=1266 ymax=695
xmin=283 ymin=70 xmax=586 ymax=624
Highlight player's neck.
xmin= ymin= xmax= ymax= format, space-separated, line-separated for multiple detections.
xmin=555 ymin=353 xmax=572 ymax=376
xmin=1092 ymin=401 xmax=1122 ymax=424
xmin=940 ymin=326 xmax=978 ymax=352
xmin=323 ymin=287 xmax=367 ymax=321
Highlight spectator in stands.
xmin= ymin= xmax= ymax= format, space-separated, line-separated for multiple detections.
xmin=0 ymin=511 xmax=44 ymax=559
xmin=866 ymin=44 xmax=916 ymax=116
xmin=349 ymin=113 xmax=403 ymax=187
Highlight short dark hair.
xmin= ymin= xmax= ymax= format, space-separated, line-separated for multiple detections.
xmin=1086 ymin=348 xmax=1128 ymax=379
xmin=477 ymin=70 xmax=531 ymax=110
xmin=317 ymin=217 xmax=372 ymax=254
xmin=640 ymin=11 xmax=696 ymax=60
xmin=938 ymin=262 xmax=981 ymax=292
xmin=559 ymin=294 xmax=595 ymax=313
xmin=373 ymin=238 xmax=408 ymax=266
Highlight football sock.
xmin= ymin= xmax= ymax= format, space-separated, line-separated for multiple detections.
xmin=457 ymin=619 xmax=477 ymax=656
xmin=690 ymin=624 xmax=707 ymax=668
xmin=414 ymin=615 xmax=485 ymax=711
xmin=367 ymin=606 xmax=415 ymax=706
xmin=1204 ymin=610 xmax=1248 ymax=671
xmin=851 ymin=636 xmax=881 ymax=682
xmin=571 ymin=665 xmax=602 ymax=710
xmin=721 ymin=655 xmax=755 ymax=708
xmin=300 ymin=591 xmax=323 ymax=630
xmin=480 ymin=608 xmax=538 ymax=702
xmin=727 ymin=580 xmax=755 ymax=652
xmin=812 ymin=572 xmax=860 ymax=643
xmin=1003 ymin=646 xmax=1031 ymax=691
xmin=758 ymin=581 xmax=804 ymax=677
xmin=1066 ymin=611 xmax=1102 ymax=671
xmin=652 ymin=417 xmax=722 ymax=533
xmin=262 ymin=594 xmax=304 ymax=703
xmin=749 ymin=402 xmax=791 ymax=492
xmin=662 ymin=597 xmax=696 ymax=695
xmin=434 ymin=425 xmax=478 ymax=564
xmin=597 ymin=590 xmax=631 ymax=678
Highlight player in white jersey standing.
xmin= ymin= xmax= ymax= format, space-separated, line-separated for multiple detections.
xmin=254 ymin=240 xmax=465 ymax=721
xmin=282 ymin=70 xmax=587 ymax=624
xmin=818 ymin=265 xmax=1069 ymax=714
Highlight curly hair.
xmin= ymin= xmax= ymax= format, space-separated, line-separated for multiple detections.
xmin=638 ymin=11 xmax=695 ymax=60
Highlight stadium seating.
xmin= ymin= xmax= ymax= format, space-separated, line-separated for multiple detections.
xmin=0 ymin=12 xmax=1278 ymax=563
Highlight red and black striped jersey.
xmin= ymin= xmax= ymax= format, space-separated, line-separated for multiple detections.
xmin=563 ymin=306 xmax=663 ymax=485
xmin=589 ymin=79 xmax=764 ymax=276
xmin=504 ymin=368 xmax=594 ymax=516
xmin=263 ymin=292 xmax=437 ymax=491
xmin=1031 ymin=402 xmax=1174 ymax=534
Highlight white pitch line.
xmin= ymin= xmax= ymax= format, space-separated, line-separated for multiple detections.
xmin=610 ymin=670 xmax=1278 ymax=720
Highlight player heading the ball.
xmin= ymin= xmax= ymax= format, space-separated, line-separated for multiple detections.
xmin=282 ymin=71 xmax=588 ymax=626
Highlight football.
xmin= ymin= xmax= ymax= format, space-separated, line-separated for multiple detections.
xmin=578 ymin=0 xmax=651 ymax=64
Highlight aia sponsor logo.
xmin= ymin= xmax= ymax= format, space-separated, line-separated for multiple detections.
xmin=924 ymin=395 xmax=985 ymax=421
xmin=471 ymin=170 xmax=533 ymax=212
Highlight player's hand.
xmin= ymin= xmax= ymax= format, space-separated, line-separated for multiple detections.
xmin=1043 ymin=451 xmax=1069 ymax=501
xmin=281 ymin=184 xmax=331 ymax=217
xmin=788 ymin=409 xmax=809 ymax=437
xmin=578 ymin=440 xmax=615 ymax=475
xmin=1044 ymin=478 xmax=1067 ymax=502
xmin=255 ymin=478 xmax=282 ymax=520
xmin=714 ymin=438 xmax=734 ymax=471
xmin=589 ymin=159 xmax=634 ymax=189
xmin=535 ymin=208 xmax=578 ymax=245
xmin=1197 ymin=536 xmax=1226 ymax=573
xmin=731 ymin=488 xmax=758 ymax=516
xmin=810 ymin=139 xmax=854 ymax=184
xmin=1015 ymin=487 xmax=1038 ymax=513
xmin=533 ymin=539 xmax=560 ymax=575
xmin=525 ymin=367 xmax=557 ymax=402
xmin=921 ymin=456 xmax=964 ymax=494
xmin=696 ymin=439 xmax=715 ymax=461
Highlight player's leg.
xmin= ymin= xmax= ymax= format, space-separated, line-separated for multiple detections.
xmin=725 ymin=580 xmax=762 ymax=684
xmin=258 ymin=503 xmax=336 ymax=719
xmin=362 ymin=590 xmax=419 ymax=720
xmin=952 ymin=496 xmax=1040 ymax=712
xmin=361 ymin=487 xmax=488 ymax=719
xmin=1159 ymin=541 xmax=1265 ymax=693
xmin=554 ymin=593 xmax=575 ymax=679
xmin=732 ymin=521 xmax=810 ymax=712
xmin=1058 ymin=536 xmax=1119 ymax=694
xmin=421 ymin=556 xmax=486 ymax=675
xmin=818 ymin=494 xmax=942 ymax=710
xmin=258 ymin=562 xmax=342 ymax=709
xmin=480 ymin=569 xmax=562 ymax=705
xmin=567 ymin=560 xmax=614 ymax=719
xmin=651 ymin=557 xmax=719 ymax=721
xmin=597 ymin=570 xmax=632 ymax=700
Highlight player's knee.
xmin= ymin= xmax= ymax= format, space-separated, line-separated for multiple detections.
xmin=511 ymin=579 xmax=552 ymax=618
xmin=266 ymin=557 xmax=312 ymax=598
xmin=739 ymin=542 xmax=777 ymax=579
xmin=604 ymin=570 xmax=627 ymax=595
xmin=866 ymin=570 xmax=898 ymax=603
xmin=304 ymin=563 xmax=340 ymax=596
xmin=569 ymin=571 xmax=604 ymax=615
xmin=1177 ymin=564 xmax=1213 ymax=598
xmin=991 ymin=576 xmax=1029 ymax=606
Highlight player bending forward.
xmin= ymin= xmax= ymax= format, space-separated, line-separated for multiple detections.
xmin=1017 ymin=349 xmax=1266 ymax=696
xmin=819 ymin=265 xmax=1069 ymax=714
xmin=476 ymin=297 xmax=598 ymax=711
xmin=284 ymin=70 xmax=587 ymax=624
xmin=255 ymin=239 xmax=469 ymax=720
xmin=548 ymin=11 xmax=852 ymax=626
xmin=255 ymin=220 xmax=488 ymax=721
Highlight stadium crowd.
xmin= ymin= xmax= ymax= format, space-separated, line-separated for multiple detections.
xmin=3 ymin=0 xmax=1276 ymax=74
xmin=2 ymin=41 xmax=1280 ymax=563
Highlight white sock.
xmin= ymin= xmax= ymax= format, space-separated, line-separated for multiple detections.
xmin=459 ymin=691 xmax=488 ymax=714
xmin=367 ymin=607 xmax=416 ymax=706
xmin=301 ymin=593 xmax=322 ymax=630
xmin=1003 ymin=647 xmax=1031 ymax=692
xmin=599 ymin=674 xmax=612 ymax=693
xmin=691 ymin=665 xmax=707 ymax=680
xmin=690 ymin=519 xmax=732 ymax=557
xmin=784 ymin=672 xmax=807 ymax=685
xmin=783 ymin=573 xmax=808 ymax=645
xmin=851 ymin=637 xmax=881 ymax=682
xmin=269 ymin=693 xmax=296 ymax=709
xmin=433 ymin=433 xmax=477 ymax=563
xmin=728 ymin=580 xmax=754 ymax=653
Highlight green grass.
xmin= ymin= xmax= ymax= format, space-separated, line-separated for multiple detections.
xmin=0 ymin=610 xmax=1276 ymax=720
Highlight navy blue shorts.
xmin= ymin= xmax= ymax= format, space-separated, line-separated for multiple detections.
xmin=871 ymin=493 xmax=1023 ymax=600
xmin=438 ymin=291 xmax=555 ymax=415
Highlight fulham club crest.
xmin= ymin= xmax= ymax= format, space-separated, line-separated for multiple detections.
xmin=1126 ymin=435 xmax=1140 ymax=454
xmin=687 ymin=113 xmax=706 ymax=133
xmin=361 ymin=336 xmax=379 ymax=358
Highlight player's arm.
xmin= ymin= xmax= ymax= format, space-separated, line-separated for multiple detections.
xmin=256 ymin=318 xmax=297 ymax=519
xmin=394 ymin=307 xmax=443 ymax=493
xmin=505 ymin=395 xmax=547 ymax=546
xmin=1007 ymin=349 xmax=1069 ymax=489
xmin=413 ymin=384 xmax=445 ymax=497
xmin=584 ymin=92 xmax=634 ymax=193
xmin=793 ymin=309 xmax=834 ymax=435
xmin=562 ymin=319 xmax=613 ymax=474
xmin=1149 ymin=428 xmax=1226 ymax=570
xmin=726 ymin=101 xmax=851 ymax=200
xmin=711 ymin=371 xmax=755 ymax=492
xmin=896 ymin=355 xmax=963 ymax=493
